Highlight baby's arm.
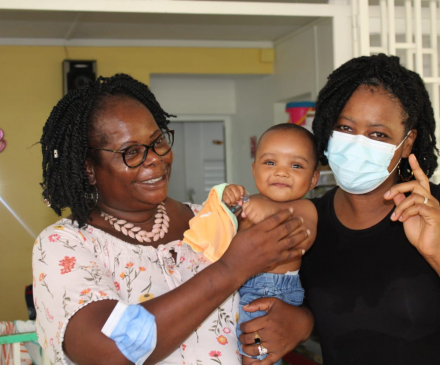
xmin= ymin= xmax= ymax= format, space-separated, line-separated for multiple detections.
xmin=244 ymin=198 xmax=317 ymax=252
xmin=241 ymin=197 xmax=282 ymax=225
xmin=275 ymin=199 xmax=317 ymax=253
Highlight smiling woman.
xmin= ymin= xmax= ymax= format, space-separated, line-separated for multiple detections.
xmin=33 ymin=73 xmax=313 ymax=365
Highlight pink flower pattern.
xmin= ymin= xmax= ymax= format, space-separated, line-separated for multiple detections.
xmin=48 ymin=234 xmax=61 ymax=242
xmin=58 ymin=256 xmax=76 ymax=274
xmin=210 ymin=350 xmax=223 ymax=364
xmin=32 ymin=204 xmax=240 ymax=364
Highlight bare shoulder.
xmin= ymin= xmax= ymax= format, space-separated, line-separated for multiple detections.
xmin=286 ymin=199 xmax=317 ymax=251
xmin=287 ymin=199 xmax=317 ymax=217
xmin=160 ymin=199 xmax=192 ymax=241
xmin=165 ymin=197 xmax=196 ymax=224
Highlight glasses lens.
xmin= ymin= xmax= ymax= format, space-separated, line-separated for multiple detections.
xmin=122 ymin=131 xmax=174 ymax=168
xmin=153 ymin=131 xmax=174 ymax=156
xmin=123 ymin=145 xmax=147 ymax=168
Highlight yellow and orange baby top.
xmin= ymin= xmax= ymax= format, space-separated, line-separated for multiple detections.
xmin=183 ymin=183 xmax=238 ymax=263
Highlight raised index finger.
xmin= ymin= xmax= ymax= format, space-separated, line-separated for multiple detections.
xmin=385 ymin=154 xmax=430 ymax=201
xmin=409 ymin=154 xmax=430 ymax=191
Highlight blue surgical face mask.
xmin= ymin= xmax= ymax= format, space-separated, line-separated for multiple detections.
xmin=324 ymin=131 xmax=409 ymax=194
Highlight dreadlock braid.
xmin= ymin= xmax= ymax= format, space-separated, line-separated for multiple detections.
xmin=312 ymin=54 xmax=438 ymax=180
xmin=40 ymin=73 xmax=174 ymax=228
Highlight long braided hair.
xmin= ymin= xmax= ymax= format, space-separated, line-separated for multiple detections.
xmin=40 ymin=73 xmax=174 ymax=228
xmin=312 ymin=54 xmax=438 ymax=180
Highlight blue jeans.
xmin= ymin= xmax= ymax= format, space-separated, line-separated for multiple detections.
xmin=237 ymin=273 xmax=304 ymax=365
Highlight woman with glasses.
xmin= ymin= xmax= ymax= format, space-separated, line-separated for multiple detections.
xmin=33 ymin=74 xmax=313 ymax=365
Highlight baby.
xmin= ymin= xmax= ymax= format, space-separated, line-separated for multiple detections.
xmin=184 ymin=123 xmax=319 ymax=364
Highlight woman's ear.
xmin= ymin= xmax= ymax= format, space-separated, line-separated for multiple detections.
xmin=309 ymin=170 xmax=320 ymax=191
xmin=402 ymin=129 xmax=417 ymax=158
xmin=85 ymin=158 xmax=97 ymax=185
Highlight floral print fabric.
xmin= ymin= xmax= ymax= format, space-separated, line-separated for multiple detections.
xmin=32 ymin=204 xmax=241 ymax=365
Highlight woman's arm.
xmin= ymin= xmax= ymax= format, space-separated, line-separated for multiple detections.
xmin=239 ymin=298 xmax=314 ymax=365
xmin=64 ymin=208 xmax=310 ymax=364
xmin=385 ymin=154 xmax=440 ymax=275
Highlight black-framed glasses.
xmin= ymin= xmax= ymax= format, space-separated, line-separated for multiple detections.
xmin=89 ymin=130 xmax=174 ymax=168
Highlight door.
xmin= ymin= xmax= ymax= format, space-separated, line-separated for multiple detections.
xmin=168 ymin=121 xmax=226 ymax=204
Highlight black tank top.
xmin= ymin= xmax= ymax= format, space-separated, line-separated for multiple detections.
xmin=301 ymin=183 xmax=440 ymax=365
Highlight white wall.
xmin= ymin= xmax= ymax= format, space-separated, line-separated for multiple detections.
xmin=233 ymin=19 xmax=334 ymax=192
xmin=150 ymin=76 xmax=236 ymax=115
xmin=150 ymin=74 xmax=271 ymax=195
xmin=149 ymin=20 xmax=336 ymax=199
xmin=273 ymin=18 xmax=334 ymax=103
xmin=230 ymin=75 xmax=274 ymax=193
xmin=315 ymin=19 xmax=335 ymax=93
xmin=234 ymin=19 xmax=334 ymax=192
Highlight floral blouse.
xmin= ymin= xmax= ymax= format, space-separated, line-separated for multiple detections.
xmin=32 ymin=204 xmax=241 ymax=365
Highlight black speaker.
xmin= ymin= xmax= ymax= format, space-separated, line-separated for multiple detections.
xmin=63 ymin=60 xmax=97 ymax=95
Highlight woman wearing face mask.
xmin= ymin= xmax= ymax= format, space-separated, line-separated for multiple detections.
xmin=292 ymin=54 xmax=440 ymax=364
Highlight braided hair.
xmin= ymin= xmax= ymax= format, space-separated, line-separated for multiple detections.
xmin=40 ymin=73 xmax=174 ymax=228
xmin=312 ymin=54 xmax=438 ymax=180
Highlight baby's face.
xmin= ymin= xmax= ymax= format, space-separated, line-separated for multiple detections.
xmin=252 ymin=129 xmax=318 ymax=202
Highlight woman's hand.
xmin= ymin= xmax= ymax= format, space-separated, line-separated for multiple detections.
xmin=239 ymin=298 xmax=314 ymax=365
xmin=220 ymin=208 xmax=309 ymax=283
xmin=384 ymin=154 xmax=440 ymax=274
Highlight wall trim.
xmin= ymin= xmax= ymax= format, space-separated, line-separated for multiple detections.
xmin=0 ymin=37 xmax=274 ymax=48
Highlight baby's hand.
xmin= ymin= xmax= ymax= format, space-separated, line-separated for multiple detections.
xmin=242 ymin=198 xmax=282 ymax=224
xmin=223 ymin=184 xmax=247 ymax=206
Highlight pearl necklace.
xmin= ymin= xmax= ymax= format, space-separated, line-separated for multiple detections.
xmin=100 ymin=202 xmax=169 ymax=243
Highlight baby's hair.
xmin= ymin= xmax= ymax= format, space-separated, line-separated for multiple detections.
xmin=40 ymin=73 xmax=174 ymax=228
xmin=257 ymin=123 xmax=319 ymax=169
xmin=312 ymin=53 xmax=438 ymax=180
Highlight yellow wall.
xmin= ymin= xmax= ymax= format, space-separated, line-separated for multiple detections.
xmin=0 ymin=45 xmax=274 ymax=320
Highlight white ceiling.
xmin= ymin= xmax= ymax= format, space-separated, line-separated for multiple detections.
xmin=0 ymin=0 xmax=330 ymax=45
xmin=0 ymin=10 xmax=316 ymax=42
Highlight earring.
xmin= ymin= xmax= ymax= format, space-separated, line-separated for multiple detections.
xmin=86 ymin=185 xmax=99 ymax=210
xmin=398 ymin=162 xmax=414 ymax=182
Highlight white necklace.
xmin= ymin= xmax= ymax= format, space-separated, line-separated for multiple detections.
xmin=100 ymin=202 xmax=169 ymax=243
